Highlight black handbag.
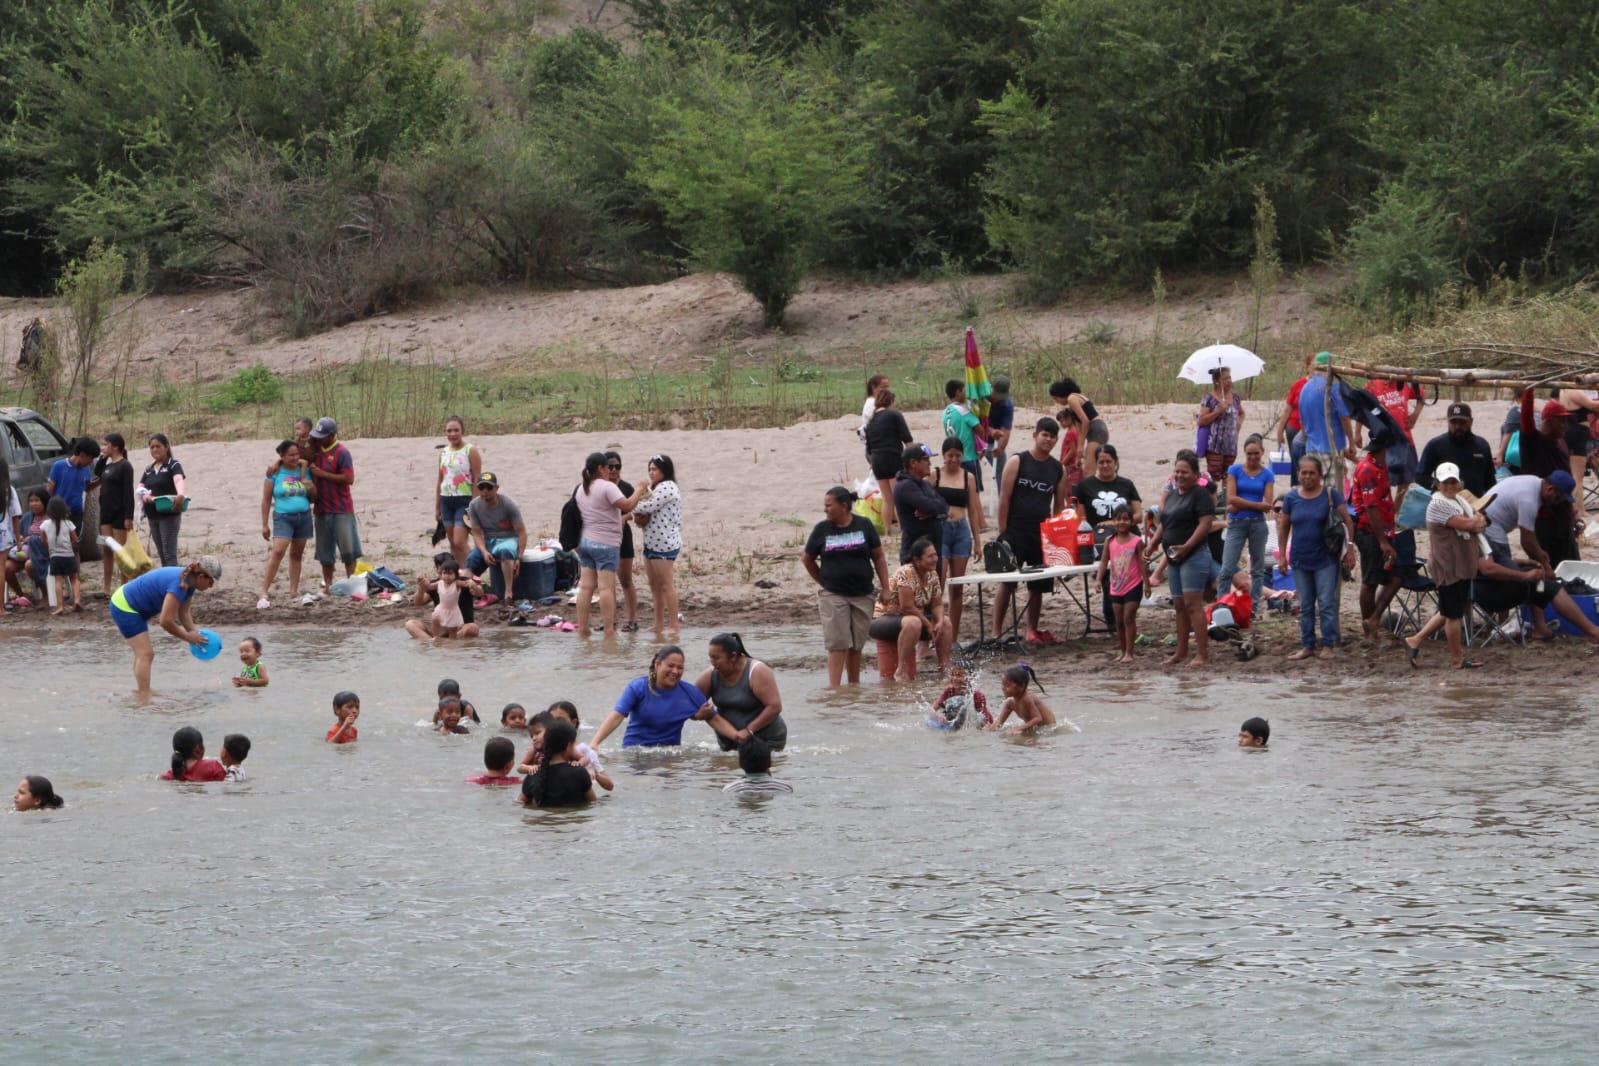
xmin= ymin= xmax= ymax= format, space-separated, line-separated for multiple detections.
xmin=1322 ymin=486 xmax=1347 ymax=558
xmin=983 ymin=538 xmax=1018 ymax=574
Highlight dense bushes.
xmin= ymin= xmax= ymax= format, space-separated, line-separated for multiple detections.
xmin=4 ymin=0 xmax=1599 ymax=324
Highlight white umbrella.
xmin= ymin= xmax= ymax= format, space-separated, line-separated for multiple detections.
xmin=1179 ymin=344 xmax=1264 ymax=384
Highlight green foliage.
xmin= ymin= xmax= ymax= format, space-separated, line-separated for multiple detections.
xmin=627 ymin=0 xmax=874 ymax=52
xmin=631 ymin=44 xmax=867 ymax=327
xmin=209 ymin=362 xmax=285 ymax=410
xmin=1340 ymin=182 xmax=1457 ymax=322
xmin=54 ymin=241 xmax=147 ymax=433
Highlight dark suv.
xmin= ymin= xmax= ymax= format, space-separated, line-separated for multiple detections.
xmin=1 ymin=408 xmax=73 ymax=503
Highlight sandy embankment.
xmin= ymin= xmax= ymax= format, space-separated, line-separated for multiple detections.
xmin=7 ymin=398 xmax=1594 ymax=682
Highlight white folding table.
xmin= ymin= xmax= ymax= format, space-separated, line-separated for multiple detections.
xmin=949 ymin=562 xmax=1102 ymax=650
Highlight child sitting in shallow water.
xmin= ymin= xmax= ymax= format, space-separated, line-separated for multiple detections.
xmin=927 ymin=662 xmax=991 ymax=731
xmin=469 ymin=737 xmax=522 ymax=786
xmin=988 ymin=664 xmax=1057 ymax=735
xmin=436 ymin=697 xmax=471 ymax=735
xmin=501 ymin=703 xmax=527 ymax=731
xmin=433 ymin=679 xmax=480 ymax=725
xmin=327 ymin=691 xmax=360 ymax=744
xmin=232 ymin=637 xmax=269 ymax=688
xmin=220 ymin=734 xmax=251 ymax=781
xmin=1238 ymin=717 xmax=1269 ymax=748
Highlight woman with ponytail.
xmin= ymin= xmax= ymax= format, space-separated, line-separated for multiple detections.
xmin=803 ymin=486 xmax=891 ymax=685
xmin=693 ymin=633 xmax=787 ymax=751
xmin=988 ymin=663 xmax=1057 ymax=734
xmin=573 ymin=451 xmax=645 ymax=638
xmin=590 ymin=646 xmax=738 ymax=749
xmin=110 ymin=556 xmax=221 ymax=696
xmin=520 ymin=721 xmax=596 ymax=808
xmin=160 ymin=726 xmax=227 ymax=782
xmin=13 ymin=775 xmax=65 ymax=810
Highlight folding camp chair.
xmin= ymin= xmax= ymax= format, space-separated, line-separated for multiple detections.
xmin=1464 ymin=579 xmax=1528 ymax=649
xmin=1389 ymin=558 xmax=1438 ymax=637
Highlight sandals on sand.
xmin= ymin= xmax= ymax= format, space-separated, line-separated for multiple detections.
xmin=1456 ymin=658 xmax=1484 ymax=670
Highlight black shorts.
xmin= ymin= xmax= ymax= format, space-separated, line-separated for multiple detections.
xmin=1002 ymin=525 xmax=1052 ymax=594
xmin=1564 ymin=420 xmax=1591 ymax=457
xmin=99 ymin=509 xmax=131 ymax=529
xmin=1471 ymin=577 xmax=1558 ymax=614
xmin=621 ymin=522 xmax=634 ymax=560
xmin=1107 ymin=589 xmax=1141 ymax=606
xmin=1355 ymin=529 xmax=1396 ymax=588
xmin=869 ymin=450 xmax=903 ymax=481
xmin=49 ymin=556 xmax=79 ymax=577
xmin=1436 ymin=580 xmax=1469 ymax=620
xmin=868 ymin=613 xmax=932 ymax=642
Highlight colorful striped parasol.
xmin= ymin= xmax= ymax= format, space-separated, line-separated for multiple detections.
xmin=963 ymin=326 xmax=993 ymax=436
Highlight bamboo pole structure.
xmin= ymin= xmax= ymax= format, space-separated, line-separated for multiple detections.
xmin=1336 ymin=359 xmax=1599 ymax=391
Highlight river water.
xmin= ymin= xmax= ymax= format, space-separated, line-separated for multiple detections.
xmin=1 ymin=624 xmax=1594 ymax=1062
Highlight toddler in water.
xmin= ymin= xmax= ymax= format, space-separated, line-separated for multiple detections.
xmin=723 ymin=736 xmax=792 ymax=795
xmin=429 ymin=559 xmax=466 ymax=638
xmin=544 ymin=701 xmax=613 ymax=791
xmin=521 ymin=720 xmax=596 ymax=808
xmin=220 ymin=734 xmax=251 ymax=781
xmin=1238 ymin=717 xmax=1269 ymax=749
xmin=501 ymin=703 xmax=528 ymax=730
xmin=1097 ymin=505 xmax=1148 ymax=664
xmin=469 ymin=737 xmax=522 ymax=786
xmin=327 ymin=691 xmax=360 ymax=744
xmin=42 ymin=496 xmax=80 ymax=614
xmin=436 ymin=697 xmax=471 ymax=735
xmin=433 ymin=679 xmax=480 ymax=725
xmin=928 ymin=663 xmax=991 ymax=731
xmin=988 ymin=664 xmax=1058 ymax=735
xmin=232 ymin=636 xmax=269 ymax=688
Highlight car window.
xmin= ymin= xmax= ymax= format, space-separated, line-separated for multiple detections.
xmin=3 ymin=422 xmax=35 ymax=467
xmin=18 ymin=418 xmax=66 ymax=462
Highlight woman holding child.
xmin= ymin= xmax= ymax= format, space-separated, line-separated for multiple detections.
xmin=694 ymin=633 xmax=787 ymax=751
xmin=591 ymin=646 xmax=738 ymax=749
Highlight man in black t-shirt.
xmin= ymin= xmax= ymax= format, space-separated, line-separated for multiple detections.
xmin=994 ymin=418 xmax=1067 ymax=642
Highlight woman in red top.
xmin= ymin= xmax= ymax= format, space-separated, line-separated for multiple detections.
xmin=161 ymin=726 xmax=227 ymax=782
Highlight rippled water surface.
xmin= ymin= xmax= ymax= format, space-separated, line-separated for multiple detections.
xmin=2 ymin=624 xmax=1595 ymax=1062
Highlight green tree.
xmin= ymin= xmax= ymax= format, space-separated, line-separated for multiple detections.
xmin=632 ymin=45 xmax=866 ymax=327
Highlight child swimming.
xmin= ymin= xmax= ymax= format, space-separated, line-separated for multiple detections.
xmin=501 ymin=703 xmax=528 ymax=730
xmin=521 ymin=720 xmax=596 ymax=808
xmin=469 ymin=737 xmax=522 ymax=786
xmin=327 ymin=691 xmax=360 ymax=744
xmin=988 ymin=664 xmax=1057 ymax=735
xmin=1238 ymin=717 xmax=1269 ymax=748
xmin=220 ymin=734 xmax=251 ymax=781
xmin=434 ymin=679 xmax=480 ymax=724
xmin=232 ymin=636 xmax=269 ymax=688
xmin=543 ymin=701 xmax=613 ymax=792
xmin=161 ymin=726 xmax=228 ymax=781
xmin=927 ymin=662 xmax=991 ymax=731
xmin=436 ymin=697 xmax=471 ymax=735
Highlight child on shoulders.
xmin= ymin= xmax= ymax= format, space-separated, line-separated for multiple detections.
xmin=327 ymin=691 xmax=360 ymax=744
xmin=232 ymin=637 xmax=269 ymax=688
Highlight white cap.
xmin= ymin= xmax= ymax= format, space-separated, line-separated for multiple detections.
xmin=1434 ymin=462 xmax=1461 ymax=483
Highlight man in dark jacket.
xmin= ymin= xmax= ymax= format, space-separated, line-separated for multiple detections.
xmin=893 ymin=444 xmax=948 ymax=563
xmin=1418 ymin=403 xmax=1496 ymax=497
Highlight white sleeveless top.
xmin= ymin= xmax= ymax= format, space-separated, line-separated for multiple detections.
xmin=439 ymin=442 xmax=474 ymax=497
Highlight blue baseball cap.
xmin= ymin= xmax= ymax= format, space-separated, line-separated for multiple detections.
xmin=1547 ymin=470 xmax=1576 ymax=503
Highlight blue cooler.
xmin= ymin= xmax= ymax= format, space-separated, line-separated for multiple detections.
xmin=1270 ymin=446 xmax=1293 ymax=478
xmin=1526 ymin=593 xmax=1599 ymax=636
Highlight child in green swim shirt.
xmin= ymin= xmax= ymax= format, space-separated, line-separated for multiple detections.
xmin=232 ymin=636 xmax=269 ymax=688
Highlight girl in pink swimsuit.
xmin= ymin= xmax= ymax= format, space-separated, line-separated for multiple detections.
xmin=430 ymin=560 xmax=466 ymax=637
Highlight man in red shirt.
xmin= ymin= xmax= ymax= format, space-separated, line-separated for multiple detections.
xmin=1366 ymin=376 xmax=1424 ymax=494
xmin=1271 ymin=353 xmax=1315 ymax=486
xmin=1351 ymin=433 xmax=1402 ymax=638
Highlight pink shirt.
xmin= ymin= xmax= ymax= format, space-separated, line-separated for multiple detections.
xmin=1105 ymin=533 xmax=1145 ymax=597
xmin=576 ymin=479 xmax=625 ymax=546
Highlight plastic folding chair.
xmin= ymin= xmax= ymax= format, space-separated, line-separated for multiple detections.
xmin=1389 ymin=557 xmax=1438 ymax=637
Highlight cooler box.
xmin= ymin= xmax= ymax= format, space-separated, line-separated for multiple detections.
xmin=1270 ymin=446 xmax=1293 ymax=478
xmin=1526 ymin=593 xmax=1599 ymax=637
xmin=1041 ymin=512 xmax=1081 ymax=566
xmin=491 ymin=552 xmax=556 ymax=601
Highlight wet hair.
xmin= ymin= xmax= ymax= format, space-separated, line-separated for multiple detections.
xmin=738 ymin=735 xmax=773 ymax=775
xmin=500 ymin=702 xmax=526 ymax=724
xmin=28 ymin=487 xmax=50 ymax=510
xmin=102 ymin=432 xmax=126 ymax=456
xmin=909 ymin=536 xmax=937 ymax=562
xmin=1299 ymin=455 xmax=1325 ymax=476
xmin=1173 ymin=449 xmax=1200 ymax=475
xmin=170 ymin=726 xmax=204 ymax=781
xmin=874 ymin=388 xmax=896 ymax=411
xmin=1035 ymin=416 xmax=1060 ymax=436
xmin=24 ymin=775 xmax=63 ymax=809
xmin=1003 ymin=662 xmax=1045 ymax=694
xmin=530 ymin=710 xmax=558 ymax=734
xmin=445 ymin=414 xmax=465 ymax=431
xmin=648 ymin=453 xmax=676 ymax=484
xmin=333 ymin=691 xmax=359 ymax=713
xmin=945 ymin=379 xmax=964 ymax=399
xmin=275 ymin=439 xmax=299 ymax=458
xmin=824 ymin=485 xmax=859 ymax=508
xmin=222 ymin=734 xmax=251 ymax=763
xmin=546 ymin=700 xmax=579 ymax=726
xmin=648 ymin=645 xmax=685 ymax=690
xmin=865 ymin=373 xmax=887 ymax=397
xmin=941 ymin=435 xmax=963 ymax=456
xmin=1099 ymin=444 xmax=1119 ymax=464
xmin=437 ymin=678 xmax=461 ymax=697
xmin=241 ymin=636 xmax=262 ymax=654
xmin=484 ymin=736 xmax=515 ymax=771
xmin=72 ymin=437 xmax=98 ymax=458
xmin=709 ymin=632 xmax=750 ymax=661
xmin=1049 ymin=377 xmax=1082 ymax=400
xmin=437 ymin=696 xmax=464 ymax=719
xmin=46 ymin=495 xmax=68 ymax=524
xmin=523 ymin=721 xmax=580 ymax=807
xmin=1240 ymin=716 xmax=1270 ymax=744
xmin=581 ymin=451 xmax=607 ymax=493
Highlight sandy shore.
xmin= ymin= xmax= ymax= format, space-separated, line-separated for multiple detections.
xmin=5 ymin=398 xmax=1594 ymax=681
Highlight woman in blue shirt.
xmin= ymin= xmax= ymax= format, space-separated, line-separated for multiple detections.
xmin=590 ymin=646 xmax=738 ymax=749
xmin=1219 ymin=434 xmax=1276 ymax=603
xmin=109 ymin=557 xmax=221 ymax=696
xmin=258 ymin=439 xmax=317 ymax=608
xmin=1276 ymin=457 xmax=1356 ymax=659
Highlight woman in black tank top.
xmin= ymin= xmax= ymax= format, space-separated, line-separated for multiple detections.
xmin=936 ymin=438 xmax=984 ymax=640
xmin=1050 ymin=376 xmax=1110 ymax=473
